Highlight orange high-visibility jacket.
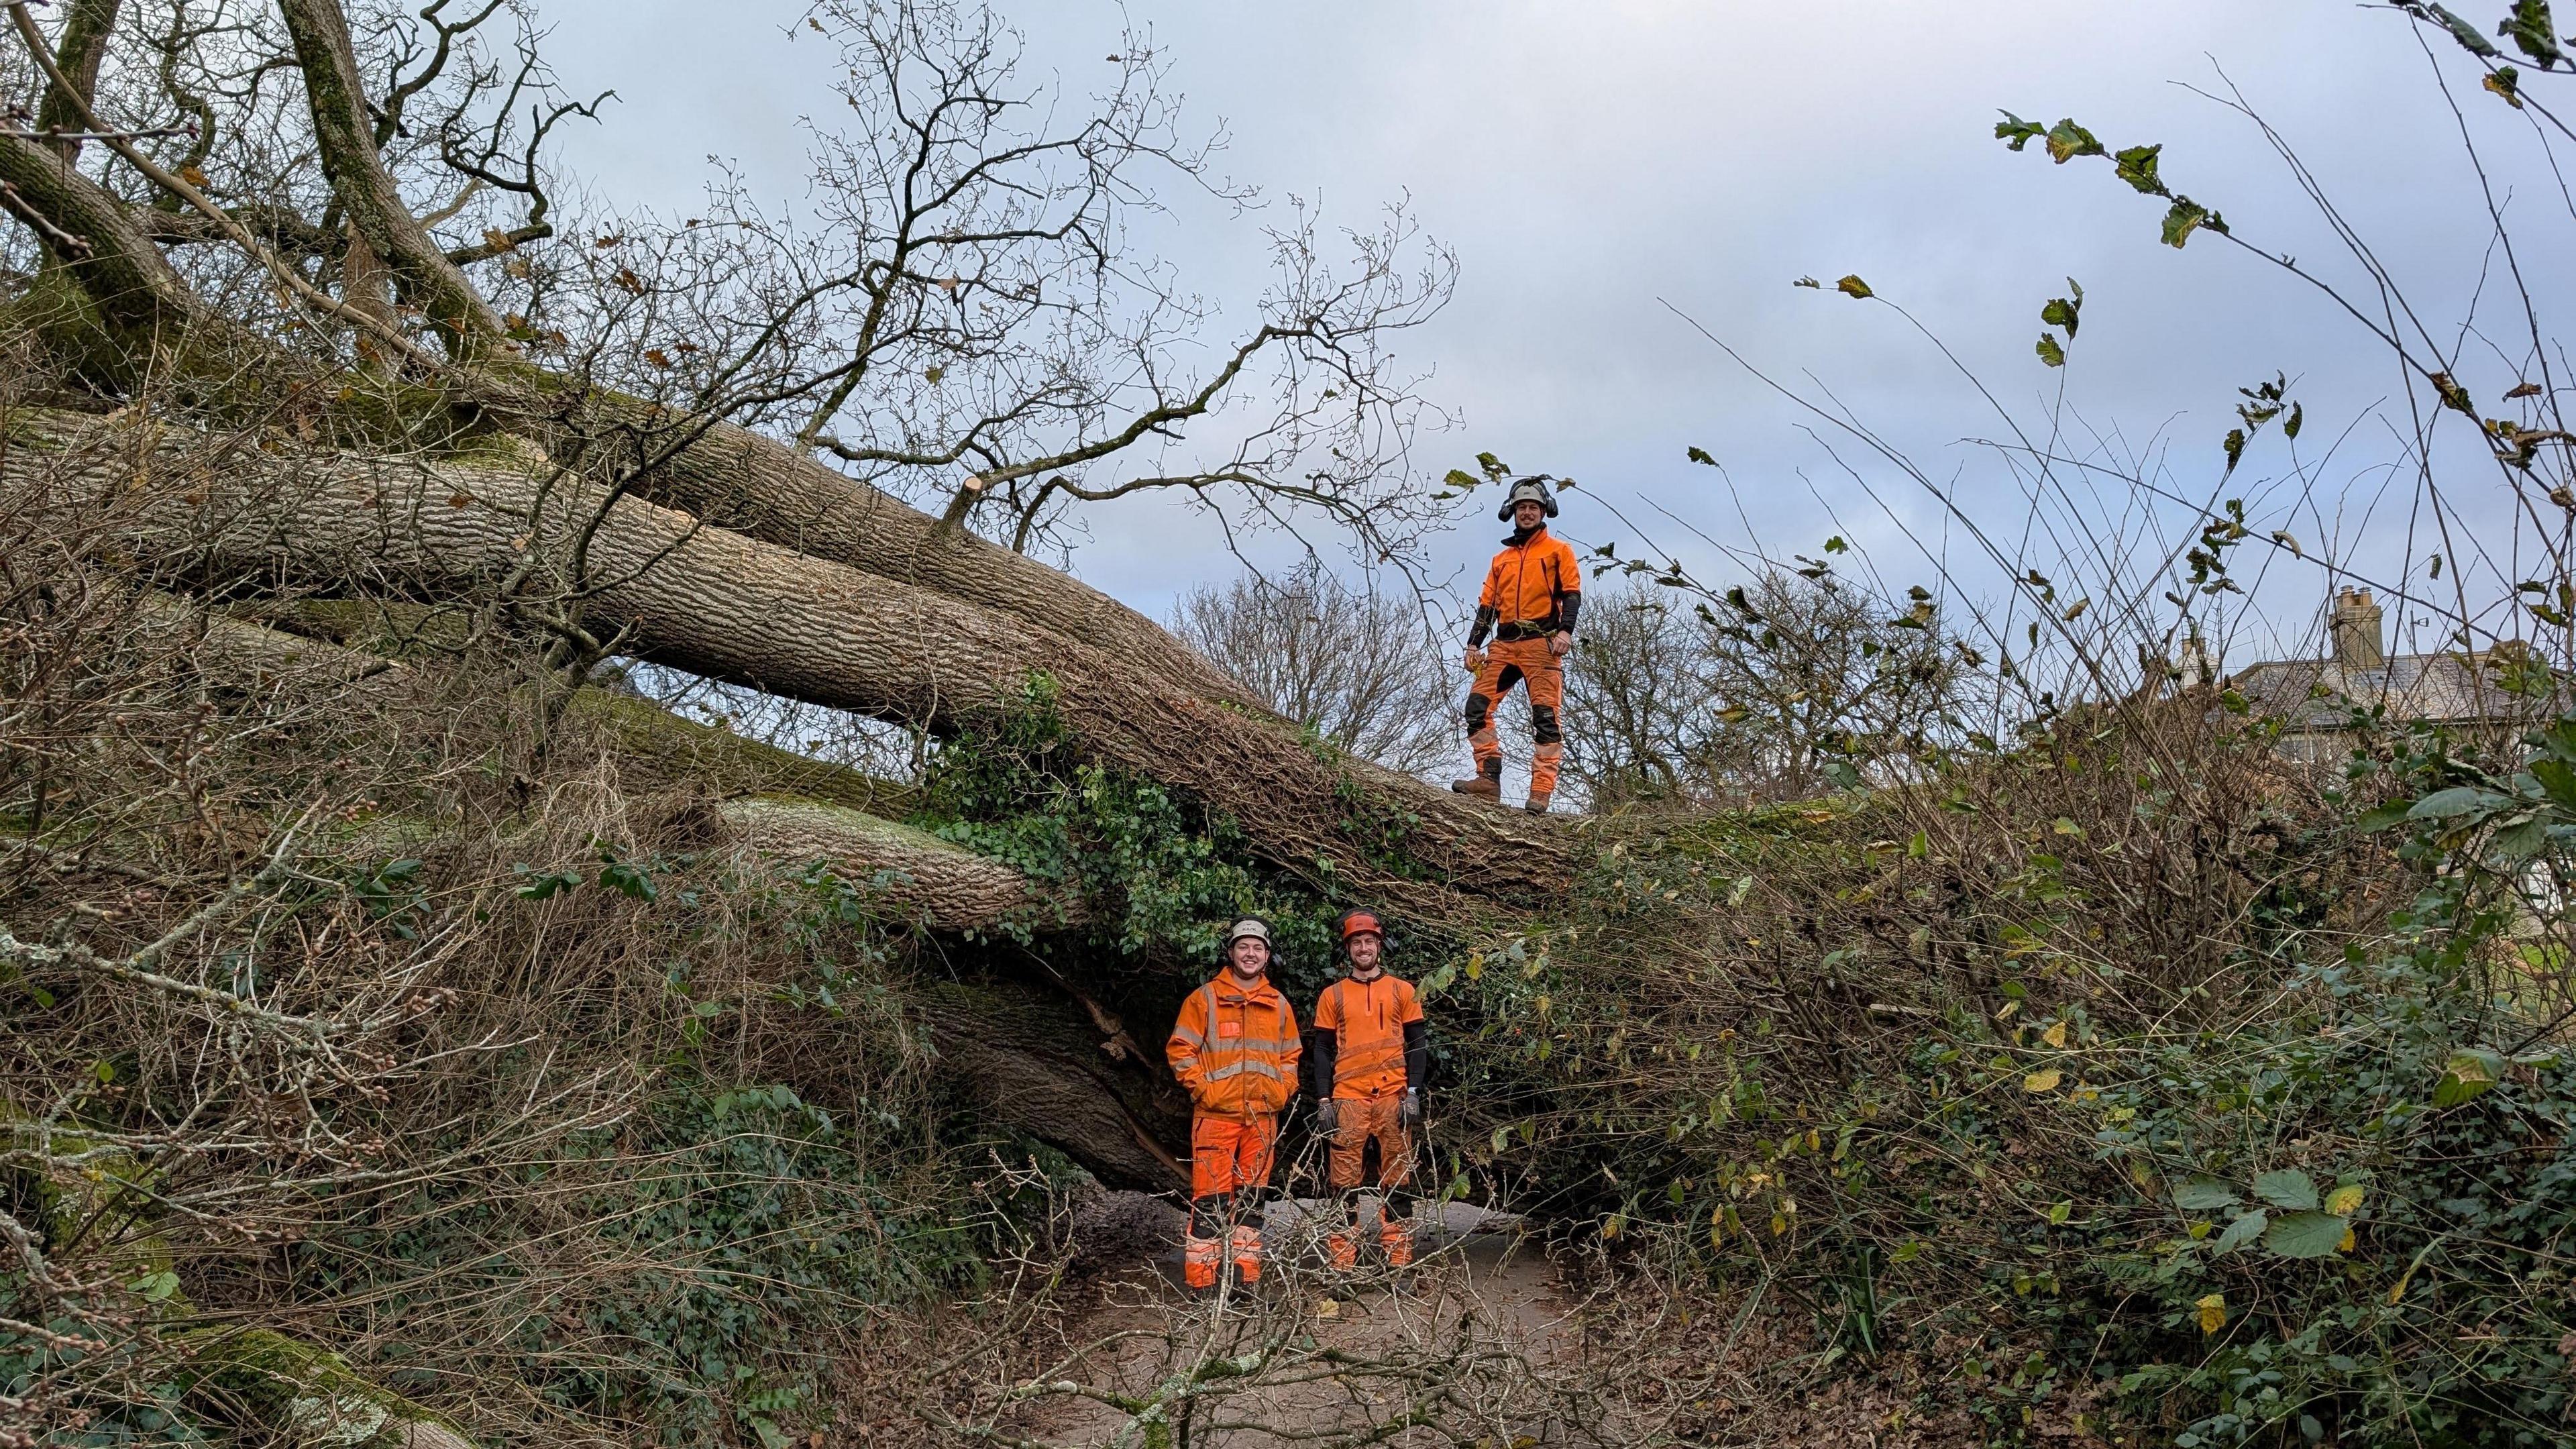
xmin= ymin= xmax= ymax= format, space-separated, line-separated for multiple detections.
xmin=1478 ymin=526 xmax=1582 ymax=632
xmin=1313 ymin=973 xmax=1424 ymax=1099
xmin=1168 ymin=975 xmax=1301 ymax=1116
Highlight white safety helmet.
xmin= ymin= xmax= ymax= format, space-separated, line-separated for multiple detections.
xmin=1496 ymin=475 xmax=1561 ymax=522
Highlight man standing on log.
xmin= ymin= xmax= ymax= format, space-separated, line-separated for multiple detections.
xmin=1454 ymin=476 xmax=1583 ymax=814
xmin=1167 ymin=918 xmax=1302 ymax=1292
xmin=1308 ymin=908 xmax=1428 ymax=1270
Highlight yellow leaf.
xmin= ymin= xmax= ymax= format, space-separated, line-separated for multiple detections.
xmin=1315 ymin=1297 xmax=1340 ymax=1320
xmin=2325 ymin=1184 xmax=2365 ymax=1216
xmin=2196 ymin=1293 xmax=2226 ymax=1335
xmin=2339 ymin=1226 xmax=2356 ymax=1253
xmin=2023 ymin=1069 xmax=2063 ymax=1093
xmin=1996 ymin=1000 xmax=2021 ymax=1020
xmin=1770 ymin=1211 xmax=1789 ymax=1236
xmin=1465 ymin=952 xmax=1484 ymax=979
xmin=2041 ymin=1020 xmax=2069 ymax=1049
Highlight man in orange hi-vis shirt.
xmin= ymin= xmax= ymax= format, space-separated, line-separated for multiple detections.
xmin=1453 ymin=476 xmax=1582 ymax=814
xmin=1167 ymin=918 xmax=1301 ymax=1291
xmin=1307 ymin=908 xmax=1428 ymax=1269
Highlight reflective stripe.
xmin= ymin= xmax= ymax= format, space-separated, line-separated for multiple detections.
xmin=1170 ymin=1023 xmax=1206 ymax=1047
xmin=1205 ymin=1059 xmax=1286 ymax=1082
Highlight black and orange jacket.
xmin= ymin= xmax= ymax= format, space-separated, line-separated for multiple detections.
xmin=1307 ymin=972 xmax=1428 ymax=1101
xmin=1167 ymin=974 xmax=1301 ymax=1116
xmin=1472 ymin=525 xmax=1583 ymax=641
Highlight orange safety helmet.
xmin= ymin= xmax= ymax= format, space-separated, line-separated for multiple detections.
xmin=1336 ymin=909 xmax=1386 ymax=948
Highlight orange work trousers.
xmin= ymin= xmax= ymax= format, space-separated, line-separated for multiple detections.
xmin=1326 ymin=1094 xmax=1411 ymax=1191
xmin=1466 ymin=637 xmax=1566 ymax=798
xmin=1189 ymin=1112 xmax=1279 ymax=1201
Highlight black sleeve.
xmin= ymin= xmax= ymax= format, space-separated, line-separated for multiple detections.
xmin=1556 ymin=590 xmax=1582 ymax=636
xmin=1307 ymin=1027 xmax=1337 ymax=1100
xmin=1403 ymin=1020 xmax=1428 ymax=1095
xmin=1467 ymin=604 xmax=1498 ymax=648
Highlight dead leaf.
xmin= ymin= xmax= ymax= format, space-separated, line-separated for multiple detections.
xmin=2197 ymin=1293 xmax=2226 ymax=1334
xmin=2023 ymin=1068 xmax=2063 ymax=1093
xmin=2041 ymin=1020 xmax=2069 ymax=1049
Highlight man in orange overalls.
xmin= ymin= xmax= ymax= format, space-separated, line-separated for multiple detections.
xmin=1167 ymin=917 xmax=1302 ymax=1291
xmin=1308 ymin=908 xmax=1428 ymax=1269
xmin=1454 ymin=476 xmax=1583 ymax=814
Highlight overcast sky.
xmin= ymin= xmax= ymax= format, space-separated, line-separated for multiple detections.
xmin=534 ymin=1 xmax=2561 ymax=675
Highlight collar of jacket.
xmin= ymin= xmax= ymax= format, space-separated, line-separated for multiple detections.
xmin=1501 ymin=523 xmax=1550 ymax=547
xmin=1211 ymin=973 xmax=1284 ymax=1005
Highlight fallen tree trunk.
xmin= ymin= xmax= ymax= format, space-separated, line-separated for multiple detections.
xmin=723 ymin=796 xmax=1087 ymax=935
xmin=19 ymin=417 xmax=1570 ymax=909
xmin=912 ymin=975 xmax=1189 ymax=1191
xmin=152 ymin=600 xmax=1094 ymax=932
xmin=577 ymin=409 xmax=1267 ymax=714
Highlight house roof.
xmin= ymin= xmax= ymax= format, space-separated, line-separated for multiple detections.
xmin=2227 ymin=652 xmax=2508 ymax=731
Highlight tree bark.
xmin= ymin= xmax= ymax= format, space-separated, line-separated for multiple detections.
xmin=19 ymin=417 xmax=1569 ymax=908
xmin=275 ymin=0 xmax=503 ymax=354
xmin=582 ymin=410 xmax=1268 ymax=714
xmin=722 ymin=797 xmax=1087 ymax=934
xmin=912 ymin=975 xmax=1189 ymax=1190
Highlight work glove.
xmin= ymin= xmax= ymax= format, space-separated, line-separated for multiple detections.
xmin=1399 ymin=1091 xmax=1421 ymax=1128
xmin=1548 ymin=631 xmax=1572 ymax=659
xmin=1316 ymin=1099 xmax=1340 ymax=1134
xmin=1463 ymin=646 xmax=1486 ymax=674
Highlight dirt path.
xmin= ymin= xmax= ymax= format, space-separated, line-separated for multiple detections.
xmin=1002 ymin=1195 xmax=1617 ymax=1447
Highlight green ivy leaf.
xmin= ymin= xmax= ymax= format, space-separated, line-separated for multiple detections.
xmin=2263 ymin=1210 xmax=2351 ymax=1259
xmin=1686 ymin=446 xmax=1717 ymax=466
xmin=2036 ymin=333 xmax=2066 ymax=368
xmin=1835 ymin=274 xmax=1874 ymax=300
xmin=2222 ymin=427 xmax=2248 ymax=476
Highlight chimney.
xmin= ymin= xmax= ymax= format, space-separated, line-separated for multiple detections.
xmin=2178 ymin=632 xmax=2215 ymax=687
xmin=2330 ymin=588 xmax=2385 ymax=671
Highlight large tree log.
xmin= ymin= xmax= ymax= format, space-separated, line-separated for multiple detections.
xmin=582 ymin=409 xmax=1269 ymax=714
xmin=19 ymin=418 xmax=1569 ymax=908
xmin=149 ymin=598 xmax=1093 ymax=930
xmin=912 ymin=975 xmax=1189 ymax=1191
xmin=722 ymin=797 xmax=1087 ymax=935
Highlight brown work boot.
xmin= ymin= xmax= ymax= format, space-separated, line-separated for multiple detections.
xmin=1524 ymin=791 xmax=1553 ymax=815
xmin=1450 ymin=760 xmax=1502 ymax=799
